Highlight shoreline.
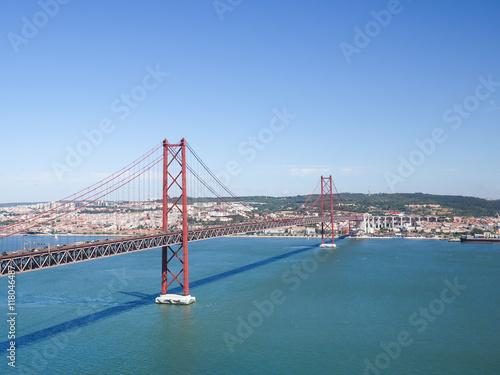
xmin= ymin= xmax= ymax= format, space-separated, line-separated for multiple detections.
xmin=226 ymin=235 xmax=450 ymax=240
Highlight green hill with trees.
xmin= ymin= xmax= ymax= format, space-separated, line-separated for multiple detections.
xmin=239 ymin=193 xmax=500 ymax=218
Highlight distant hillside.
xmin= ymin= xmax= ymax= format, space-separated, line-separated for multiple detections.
xmin=2 ymin=194 xmax=499 ymax=218
xmin=336 ymin=193 xmax=500 ymax=217
xmin=239 ymin=193 xmax=500 ymax=218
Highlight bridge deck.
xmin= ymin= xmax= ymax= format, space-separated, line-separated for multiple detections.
xmin=1 ymin=215 xmax=362 ymax=276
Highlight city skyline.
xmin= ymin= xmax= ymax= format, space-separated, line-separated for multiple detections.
xmin=1 ymin=1 xmax=500 ymax=203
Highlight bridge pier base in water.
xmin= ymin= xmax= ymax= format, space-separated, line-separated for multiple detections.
xmin=155 ymin=294 xmax=196 ymax=305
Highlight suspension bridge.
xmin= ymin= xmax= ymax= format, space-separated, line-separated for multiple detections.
xmin=0 ymin=139 xmax=362 ymax=303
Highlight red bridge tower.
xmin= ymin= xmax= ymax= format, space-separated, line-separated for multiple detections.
xmin=156 ymin=139 xmax=195 ymax=304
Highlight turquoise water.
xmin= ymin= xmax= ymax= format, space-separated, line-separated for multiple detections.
xmin=1 ymin=237 xmax=500 ymax=374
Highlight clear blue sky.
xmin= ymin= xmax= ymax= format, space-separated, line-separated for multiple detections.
xmin=1 ymin=0 xmax=499 ymax=203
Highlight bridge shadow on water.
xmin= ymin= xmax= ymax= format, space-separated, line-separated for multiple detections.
xmin=1 ymin=241 xmax=331 ymax=351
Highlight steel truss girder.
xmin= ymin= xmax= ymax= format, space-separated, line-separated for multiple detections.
xmin=0 ymin=215 xmax=362 ymax=276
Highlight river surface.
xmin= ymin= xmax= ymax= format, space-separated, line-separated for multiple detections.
xmin=1 ymin=237 xmax=499 ymax=374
